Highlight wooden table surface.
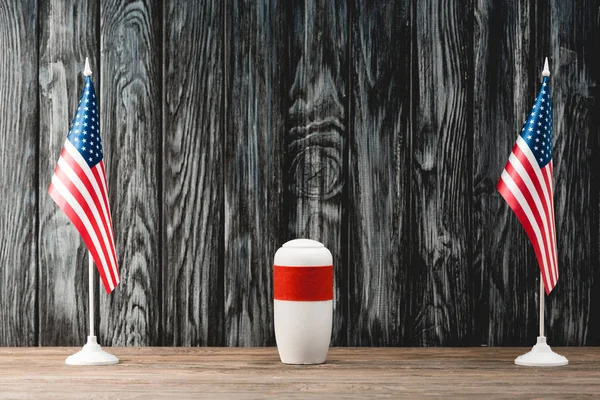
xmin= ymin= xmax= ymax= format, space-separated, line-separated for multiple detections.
xmin=0 ymin=347 xmax=599 ymax=399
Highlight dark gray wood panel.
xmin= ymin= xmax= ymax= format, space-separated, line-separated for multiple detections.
xmin=0 ymin=0 xmax=38 ymax=346
xmin=472 ymin=0 xmax=540 ymax=346
xmin=347 ymin=0 xmax=412 ymax=345
xmin=163 ymin=0 xmax=224 ymax=346
xmin=99 ymin=0 xmax=161 ymax=346
xmin=412 ymin=0 xmax=474 ymax=345
xmin=283 ymin=0 xmax=348 ymax=346
xmin=1 ymin=0 xmax=600 ymax=347
xmin=38 ymin=0 xmax=98 ymax=346
xmin=224 ymin=0 xmax=285 ymax=346
xmin=546 ymin=0 xmax=600 ymax=346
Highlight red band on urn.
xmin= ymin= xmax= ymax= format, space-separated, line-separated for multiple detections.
xmin=273 ymin=265 xmax=333 ymax=301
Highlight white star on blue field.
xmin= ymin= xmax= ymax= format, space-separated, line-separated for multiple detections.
xmin=67 ymin=77 xmax=103 ymax=167
xmin=520 ymin=76 xmax=553 ymax=167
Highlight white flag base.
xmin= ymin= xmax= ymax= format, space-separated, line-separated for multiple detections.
xmin=514 ymin=336 xmax=568 ymax=367
xmin=65 ymin=336 xmax=119 ymax=366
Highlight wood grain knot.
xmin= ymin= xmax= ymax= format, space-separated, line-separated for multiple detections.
xmin=288 ymin=133 xmax=344 ymax=200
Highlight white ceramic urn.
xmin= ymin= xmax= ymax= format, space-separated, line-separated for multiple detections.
xmin=273 ymin=239 xmax=333 ymax=364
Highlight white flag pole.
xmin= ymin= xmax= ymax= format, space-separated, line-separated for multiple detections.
xmin=89 ymin=252 xmax=94 ymax=337
xmin=539 ymin=275 xmax=544 ymax=338
xmin=65 ymin=57 xmax=118 ymax=366
xmin=538 ymin=57 xmax=549 ymax=341
xmin=514 ymin=57 xmax=567 ymax=367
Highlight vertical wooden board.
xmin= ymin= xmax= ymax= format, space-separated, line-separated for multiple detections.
xmin=0 ymin=0 xmax=38 ymax=346
xmin=100 ymin=0 xmax=161 ymax=346
xmin=472 ymin=0 xmax=540 ymax=345
xmin=585 ymin=16 xmax=600 ymax=346
xmin=283 ymin=0 xmax=348 ymax=346
xmin=412 ymin=0 xmax=473 ymax=345
xmin=163 ymin=0 xmax=224 ymax=346
xmin=225 ymin=0 xmax=286 ymax=346
xmin=546 ymin=0 xmax=600 ymax=345
xmin=347 ymin=0 xmax=412 ymax=345
xmin=38 ymin=0 xmax=98 ymax=345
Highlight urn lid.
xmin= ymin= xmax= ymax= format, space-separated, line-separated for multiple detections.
xmin=274 ymin=239 xmax=333 ymax=267
xmin=281 ymin=239 xmax=323 ymax=248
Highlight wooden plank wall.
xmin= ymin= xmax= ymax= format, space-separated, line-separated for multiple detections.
xmin=0 ymin=0 xmax=598 ymax=346
xmin=472 ymin=0 xmax=538 ymax=347
xmin=0 ymin=0 xmax=38 ymax=346
xmin=38 ymin=0 xmax=98 ymax=346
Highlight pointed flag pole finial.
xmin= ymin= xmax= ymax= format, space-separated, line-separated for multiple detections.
xmin=542 ymin=57 xmax=550 ymax=77
xmin=84 ymin=57 xmax=92 ymax=77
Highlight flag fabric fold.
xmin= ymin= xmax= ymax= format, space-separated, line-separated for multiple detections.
xmin=497 ymin=76 xmax=557 ymax=294
xmin=48 ymin=75 xmax=120 ymax=293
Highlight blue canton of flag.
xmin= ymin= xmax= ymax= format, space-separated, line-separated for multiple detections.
xmin=521 ymin=77 xmax=553 ymax=167
xmin=68 ymin=77 xmax=103 ymax=167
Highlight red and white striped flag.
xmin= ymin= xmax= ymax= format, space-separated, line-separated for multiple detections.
xmin=48 ymin=72 xmax=120 ymax=293
xmin=497 ymin=62 xmax=558 ymax=294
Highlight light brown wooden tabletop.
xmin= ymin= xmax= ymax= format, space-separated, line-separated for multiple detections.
xmin=0 ymin=347 xmax=599 ymax=399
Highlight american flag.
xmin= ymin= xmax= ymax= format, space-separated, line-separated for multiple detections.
xmin=497 ymin=74 xmax=557 ymax=294
xmin=48 ymin=75 xmax=120 ymax=293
